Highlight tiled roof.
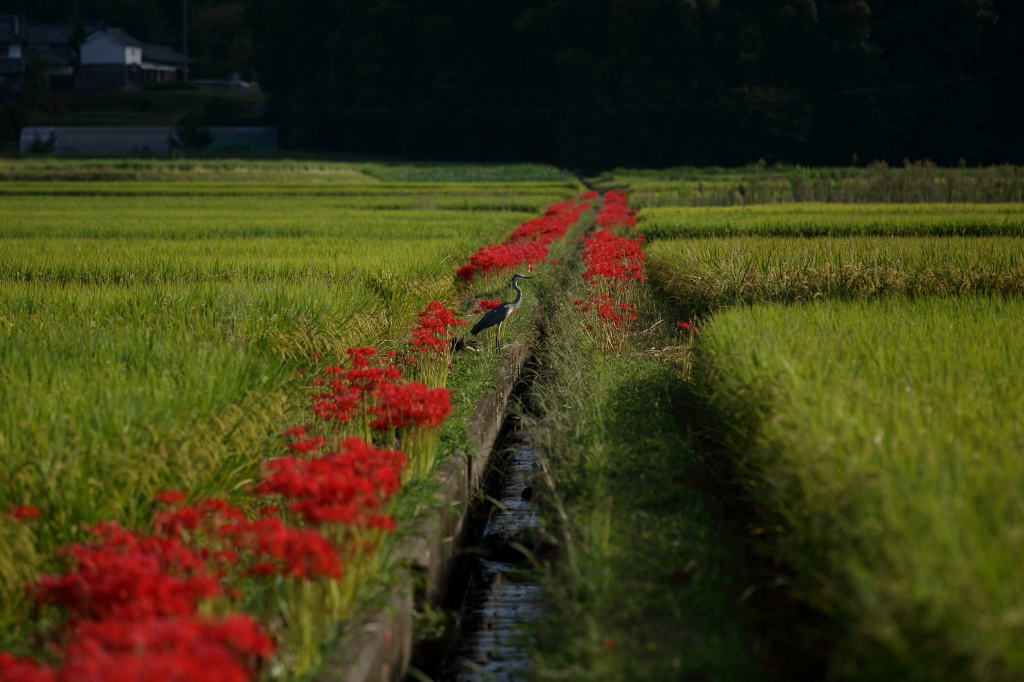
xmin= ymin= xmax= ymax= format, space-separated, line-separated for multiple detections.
xmin=142 ymin=42 xmax=186 ymax=65
xmin=86 ymin=27 xmax=142 ymax=48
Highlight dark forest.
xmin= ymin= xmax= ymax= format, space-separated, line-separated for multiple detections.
xmin=8 ymin=0 xmax=1024 ymax=170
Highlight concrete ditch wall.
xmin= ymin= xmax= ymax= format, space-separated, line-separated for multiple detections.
xmin=318 ymin=338 xmax=532 ymax=682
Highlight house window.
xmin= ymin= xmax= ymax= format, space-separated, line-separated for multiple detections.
xmin=8 ymin=43 xmax=22 ymax=58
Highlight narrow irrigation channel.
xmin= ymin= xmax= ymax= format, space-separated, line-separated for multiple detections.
xmin=410 ymin=380 xmax=548 ymax=682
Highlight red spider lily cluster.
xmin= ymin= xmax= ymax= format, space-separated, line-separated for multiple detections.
xmin=456 ymin=198 xmax=591 ymax=282
xmin=312 ymin=349 xmax=403 ymax=424
xmin=370 ymin=382 xmax=451 ymax=432
xmin=409 ymin=301 xmax=466 ymax=357
xmin=1 ymin=426 xmax=411 ymax=682
xmin=594 ymin=189 xmax=637 ymax=229
xmin=3 ymin=517 xmax=274 ymax=682
xmin=6 ymin=505 xmax=41 ymax=520
xmin=473 ymin=299 xmax=502 ymax=314
xmin=575 ymin=191 xmax=648 ymax=346
xmin=678 ymin=321 xmax=700 ymax=333
xmin=255 ymin=437 xmax=404 ymax=529
xmin=580 ymin=229 xmax=647 ymax=289
xmin=0 ymin=613 xmax=273 ymax=682
xmin=309 ymin=348 xmax=451 ymax=435
xmin=573 ymin=294 xmax=638 ymax=329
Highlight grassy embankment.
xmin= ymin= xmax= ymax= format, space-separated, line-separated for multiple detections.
xmin=0 ymin=167 xmax=579 ymax=673
xmin=641 ymin=202 xmax=1024 ymax=680
xmin=517 ymin=207 xmax=780 ymax=682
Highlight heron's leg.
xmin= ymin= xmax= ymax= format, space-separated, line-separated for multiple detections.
xmin=495 ymin=320 xmax=502 ymax=349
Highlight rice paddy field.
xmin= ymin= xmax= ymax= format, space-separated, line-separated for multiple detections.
xmin=696 ymin=297 xmax=1024 ymax=680
xmin=4 ymin=157 xmax=1024 ymax=682
xmin=0 ymin=162 xmax=580 ymax=675
xmin=628 ymin=193 xmax=1024 ymax=680
xmin=590 ymin=163 xmax=1024 ymax=206
xmin=638 ymin=203 xmax=1024 ymax=238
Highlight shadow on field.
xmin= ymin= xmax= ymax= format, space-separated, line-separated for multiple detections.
xmin=608 ymin=362 xmax=837 ymax=681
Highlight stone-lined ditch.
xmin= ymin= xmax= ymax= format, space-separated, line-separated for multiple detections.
xmin=429 ymin=411 xmax=546 ymax=682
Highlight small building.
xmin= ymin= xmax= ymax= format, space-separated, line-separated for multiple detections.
xmin=78 ymin=28 xmax=186 ymax=89
xmin=77 ymin=28 xmax=143 ymax=89
xmin=2 ymin=18 xmax=199 ymax=93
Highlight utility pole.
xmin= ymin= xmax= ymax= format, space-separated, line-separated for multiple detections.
xmin=182 ymin=0 xmax=188 ymax=82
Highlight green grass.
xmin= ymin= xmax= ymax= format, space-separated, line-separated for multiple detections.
xmin=646 ymin=236 xmax=1024 ymax=317
xmin=695 ymin=296 xmax=1024 ymax=681
xmin=636 ymin=204 xmax=1024 ymax=239
xmin=523 ymin=219 xmax=763 ymax=682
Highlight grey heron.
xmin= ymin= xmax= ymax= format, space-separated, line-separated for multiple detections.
xmin=470 ymin=273 xmax=534 ymax=348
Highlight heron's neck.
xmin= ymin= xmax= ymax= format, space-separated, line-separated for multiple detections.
xmin=511 ymin=280 xmax=523 ymax=307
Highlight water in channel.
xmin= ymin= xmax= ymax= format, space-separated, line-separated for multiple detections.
xmin=434 ymin=423 xmax=546 ymax=682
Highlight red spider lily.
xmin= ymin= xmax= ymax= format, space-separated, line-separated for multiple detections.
xmin=154 ymin=497 xmax=343 ymax=579
xmin=678 ymin=321 xmax=699 ymax=333
xmin=576 ymin=294 xmax=637 ymax=329
xmin=580 ymin=230 xmax=646 ymax=287
xmin=282 ymin=425 xmax=308 ymax=438
xmin=580 ymin=190 xmax=599 ymax=199
xmin=31 ymin=523 xmax=220 ymax=623
xmin=457 ymin=198 xmax=590 ymax=281
xmin=473 ymin=299 xmax=502 ymax=315
xmin=155 ymin=491 xmax=185 ymax=506
xmin=311 ymin=351 xmax=403 ymax=424
xmin=0 ymin=653 xmax=54 ymax=682
xmin=54 ymin=614 xmax=273 ymax=682
xmin=408 ymin=301 xmax=465 ymax=358
xmin=595 ymin=190 xmax=638 ymax=229
xmin=346 ymin=347 xmax=376 ymax=369
xmin=369 ymin=383 xmax=451 ymax=432
xmin=220 ymin=518 xmax=342 ymax=579
xmin=154 ymin=498 xmax=246 ymax=539
xmin=255 ymin=437 xmax=403 ymax=530
xmin=8 ymin=505 xmax=42 ymax=521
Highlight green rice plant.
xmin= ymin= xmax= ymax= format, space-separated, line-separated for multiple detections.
xmin=0 ymin=190 xmax=534 ymax=652
xmin=0 ymin=180 xmax=580 ymax=198
xmin=695 ymin=296 xmax=1024 ymax=680
xmin=647 ymin=236 xmax=1024 ymax=316
xmin=0 ymin=158 xmax=578 ymax=185
xmin=590 ymin=162 xmax=1024 ymax=206
xmin=637 ymin=204 xmax=1024 ymax=239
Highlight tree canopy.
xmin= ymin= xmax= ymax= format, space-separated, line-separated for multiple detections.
xmin=246 ymin=0 xmax=1023 ymax=169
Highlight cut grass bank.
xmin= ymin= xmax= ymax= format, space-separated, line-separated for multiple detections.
xmin=647 ymin=236 xmax=1024 ymax=317
xmin=695 ymin=296 xmax=1024 ymax=681
xmin=637 ymin=204 xmax=1024 ymax=239
xmin=524 ymin=214 xmax=773 ymax=681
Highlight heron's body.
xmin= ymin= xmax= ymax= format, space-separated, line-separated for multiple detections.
xmin=470 ymin=274 xmax=533 ymax=347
